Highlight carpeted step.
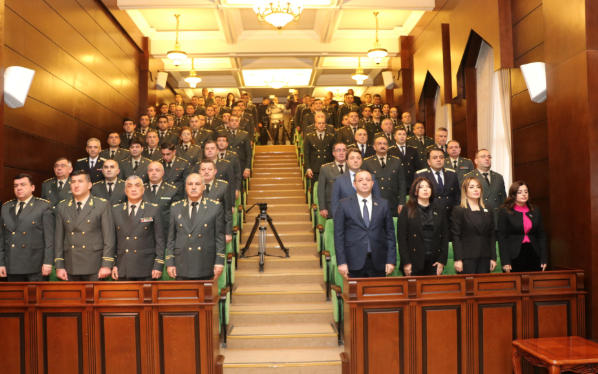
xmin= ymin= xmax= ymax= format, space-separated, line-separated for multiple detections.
xmin=222 ymin=347 xmax=343 ymax=374
xmin=247 ymin=196 xmax=306 ymax=204
xmin=241 ymin=231 xmax=313 ymax=244
xmin=241 ymin=242 xmax=318 ymax=256
xmin=244 ymin=204 xmax=309 ymax=214
xmin=237 ymin=254 xmax=320 ymax=270
xmin=252 ymin=167 xmax=301 ymax=173
xmin=245 ymin=212 xmax=311 ymax=222
xmin=253 ymin=161 xmax=298 ymax=167
xmin=250 ymin=177 xmax=305 ymax=185
xmin=251 ymin=171 xmax=302 ymax=178
xmin=234 ymin=268 xmax=323 ymax=286
xmin=254 ymin=145 xmax=296 ymax=153
xmin=233 ymin=284 xmax=326 ymax=304
xmin=226 ymin=323 xmax=338 ymax=349
xmin=229 ymin=302 xmax=334 ymax=324
xmin=248 ymin=183 xmax=305 ymax=191
xmin=249 ymin=190 xmax=306 ymax=199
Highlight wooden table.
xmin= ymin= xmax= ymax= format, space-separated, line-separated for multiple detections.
xmin=512 ymin=336 xmax=598 ymax=374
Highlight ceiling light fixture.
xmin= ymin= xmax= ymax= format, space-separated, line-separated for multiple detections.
xmin=184 ymin=58 xmax=202 ymax=88
xmin=351 ymin=57 xmax=368 ymax=86
xmin=266 ymin=74 xmax=289 ymax=89
xmin=367 ymin=12 xmax=388 ymax=65
xmin=167 ymin=14 xmax=187 ymax=66
xmin=254 ymin=1 xmax=302 ymax=30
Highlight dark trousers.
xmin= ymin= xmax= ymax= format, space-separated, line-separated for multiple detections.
xmin=176 ymin=275 xmax=214 ymax=281
xmin=68 ymin=274 xmax=100 ymax=281
xmin=7 ymin=272 xmax=47 ymax=282
xmin=461 ymin=257 xmax=491 ymax=274
xmin=348 ymin=253 xmax=386 ymax=278
xmin=411 ymin=255 xmax=439 ymax=276
xmin=119 ymin=277 xmax=153 ymax=281
xmin=511 ymin=243 xmax=542 ymax=272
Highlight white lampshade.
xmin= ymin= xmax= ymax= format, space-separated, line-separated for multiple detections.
xmin=167 ymin=50 xmax=187 ymax=66
xmin=5 ymin=66 xmax=35 ymax=108
xmin=520 ymin=62 xmax=547 ymax=103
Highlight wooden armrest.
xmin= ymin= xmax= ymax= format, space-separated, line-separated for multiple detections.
xmin=232 ymin=226 xmax=239 ymax=234
xmin=311 ymin=204 xmax=317 ymax=211
xmin=226 ymin=253 xmax=234 ymax=261
xmin=316 ymin=224 xmax=324 ymax=232
xmin=220 ymin=287 xmax=229 ymax=299
xmin=331 ymin=285 xmax=342 ymax=294
xmin=238 ymin=205 xmax=243 ymax=212
xmin=323 ymin=250 xmax=331 ymax=261
xmin=307 ymin=187 xmax=311 ymax=193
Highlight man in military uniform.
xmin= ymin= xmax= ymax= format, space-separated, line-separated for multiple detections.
xmin=359 ymin=93 xmax=372 ymax=111
xmin=190 ymin=115 xmax=213 ymax=149
xmin=464 ymin=149 xmax=506 ymax=223
xmin=74 ymin=138 xmax=106 ymax=184
xmin=358 ymin=106 xmax=373 ymax=128
xmin=317 ymin=142 xmax=347 ymax=219
xmin=216 ymin=135 xmax=242 ymax=196
xmin=227 ymin=115 xmax=252 ymax=180
xmin=348 ymin=128 xmax=375 ymax=159
xmin=204 ymin=106 xmax=222 ymax=132
xmin=348 ymin=89 xmax=362 ymax=106
xmin=374 ymin=119 xmax=397 ymax=147
xmin=241 ymin=92 xmax=259 ymax=125
xmin=362 ymin=136 xmax=407 ymax=217
xmin=166 ymin=173 xmax=225 ymax=280
xmin=120 ymin=118 xmax=139 ymax=149
xmin=0 ymin=174 xmax=55 ymax=281
xmin=232 ymin=106 xmax=255 ymax=141
xmin=305 ymin=112 xmax=335 ymax=135
xmin=322 ymin=97 xmax=337 ymax=126
xmin=54 ymin=170 xmax=115 ymax=281
xmin=364 ymin=107 xmax=383 ymax=145
xmin=185 ymin=103 xmax=197 ymax=119
xmin=294 ymin=95 xmax=310 ymax=134
xmin=406 ymin=122 xmax=434 ymax=166
xmin=174 ymin=94 xmax=185 ymax=107
xmin=304 ymin=117 xmax=335 ymax=187
xmin=147 ymin=106 xmax=158 ymax=128
xmin=337 ymin=111 xmax=361 ymax=145
xmin=445 ymin=140 xmax=474 ymax=184
xmin=388 ymin=128 xmax=420 ymax=188
xmin=424 ymin=127 xmax=450 ymax=159
xmin=199 ymin=160 xmax=233 ymax=243
xmin=42 ymin=157 xmax=73 ymax=206
xmin=100 ymin=133 xmax=130 ymax=163
xmin=160 ymin=142 xmax=190 ymax=198
xmin=193 ymin=97 xmax=206 ymax=116
xmin=188 ymin=141 xmax=237 ymax=203
xmin=173 ymin=105 xmax=189 ymax=128
xmin=400 ymin=112 xmax=415 ymax=136
xmin=301 ymin=99 xmax=332 ymax=134
xmin=142 ymin=131 xmax=162 ymax=161
xmin=119 ymin=137 xmax=152 ymax=183
xmin=388 ymin=107 xmax=401 ymax=128
xmin=111 ymin=176 xmax=164 ymax=281
xmin=143 ymin=162 xmax=180 ymax=234
xmin=156 ymin=115 xmax=179 ymax=146
xmin=337 ymin=93 xmax=360 ymax=129
xmin=236 ymin=101 xmax=255 ymax=132
xmin=415 ymin=148 xmax=460 ymax=224
xmin=91 ymin=159 xmax=127 ymax=205
xmin=159 ymin=103 xmax=169 ymax=116
xmin=214 ymin=112 xmax=232 ymax=136
xmin=138 ymin=115 xmax=152 ymax=137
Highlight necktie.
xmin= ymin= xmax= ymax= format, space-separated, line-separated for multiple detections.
xmin=77 ymin=202 xmax=82 ymax=214
xmin=406 ymin=125 xmax=411 ymax=133
xmin=361 ymin=144 xmax=365 ymax=157
xmin=193 ymin=131 xmax=198 ymax=138
xmin=191 ymin=201 xmax=199 ymax=220
xmin=362 ymin=199 xmax=370 ymax=254
xmin=205 ymin=184 xmax=211 ymax=193
xmin=160 ymin=132 xmax=165 ymax=138
xmin=208 ymin=119 xmax=212 ymax=126
xmin=339 ymin=164 xmax=344 ymax=174
xmin=134 ymin=161 xmax=139 ymax=171
xmin=453 ymin=160 xmax=457 ymax=169
xmin=352 ymin=173 xmax=356 ymax=190
xmin=232 ymin=130 xmax=236 ymax=137
xmin=58 ymin=181 xmax=64 ymax=191
xmin=401 ymin=146 xmax=405 ymax=156
xmin=352 ymin=127 xmax=357 ymax=135
xmin=483 ymin=172 xmax=490 ymax=185
xmin=436 ymin=171 xmax=444 ymax=192
xmin=419 ymin=137 xmax=424 ymax=145
xmin=166 ymin=162 xmax=171 ymax=170
xmin=220 ymin=153 xmax=224 ymax=160
xmin=127 ymin=134 xmax=131 ymax=140
xmin=107 ymin=182 xmax=114 ymax=196
xmin=130 ymin=204 xmax=136 ymax=217
xmin=16 ymin=202 xmax=25 ymax=218
xmin=380 ymin=157 xmax=386 ymax=168
xmin=149 ymin=149 xmax=154 ymax=156
xmin=110 ymin=151 xmax=115 ymax=159
xmin=152 ymin=185 xmax=158 ymax=195
xmin=90 ymin=160 xmax=95 ymax=169
xmin=319 ymin=134 xmax=323 ymax=141
xmin=184 ymin=145 xmax=188 ymax=151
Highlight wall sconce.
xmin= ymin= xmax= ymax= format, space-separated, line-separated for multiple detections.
xmin=520 ymin=62 xmax=546 ymax=103
xmin=5 ymin=67 xmax=35 ymax=108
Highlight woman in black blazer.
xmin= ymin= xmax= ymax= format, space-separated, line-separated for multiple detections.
xmin=451 ymin=177 xmax=497 ymax=274
xmin=398 ymin=177 xmax=449 ymax=276
xmin=497 ymin=181 xmax=547 ymax=272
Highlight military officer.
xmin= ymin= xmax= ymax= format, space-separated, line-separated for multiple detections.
xmin=304 ymin=116 xmax=335 ymax=186
xmin=156 ymin=115 xmax=179 ymax=146
xmin=347 ymin=128 xmax=375 ymax=159
xmin=374 ymin=119 xmax=397 ymax=147
xmin=364 ymin=107 xmax=384 ymax=145
xmin=294 ymin=95 xmax=310 ymax=133
xmin=231 ymin=106 xmax=255 ymax=141
xmin=166 ymin=173 xmax=225 ymax=280
xmin=147 ymin=106 xmax=158 ymax=129
xmin=159 ymin=142 xmax=190 ymax=198
xmin=199 ymin=159 xmax=233 ymax=242
xmin=100 ymin=133 xmax=130 ymax=163
xmin=213 ymin=112 xmax=232 ymax=136
xmin=463 ymin=149 xmax=506 ymax=223
xmin=0 ymin=174 xmax=55 ymax=281
xmin=204 ymin=107 xmax=222 ymax=132
xmin=362 ymin=136 xmax=407 ymax=217
xmin=305 ymin=112 xmax=335 ymax=135
xmin=236 ymin=101 xmax=256 ymax=134
xmin=138 ymin=115 xmax=153 ymax=137
xmin=120 ymin=118 xmax=139 ymax=149
xmin=337 ymin=94 xmax=361 ymax=128
xmin=406 ymin=122 xmax=434 ymax=166
xmin=111 ymin=176 xmax=164 ymax=281
xmin=174 ymin=93 xmax=185 ymax=108
xmin=317 ymin=142 xmax=348 ymax=219
xmin=185 ymin=103 xmax=197 ymax=120
xmin=216 ymin=135 xmax=242 ymax=196
xmin=91 ymin=160 xmax=127 ymax=205
xmin=400 ymin=112 xmax=415 ymax=136
xmin=445 ymin=140 xmax=474 ymax=184
xmin=415 ymin=148 xmax=461 ymax=224
xmin=301 ymin=99 xmax=332 ymax=134
xmin=336 ymin=112 xmax=361 ymax=145
xmin=388 ymin=107 xmax=401 ymax=128
xmin=188 ymin=141 xmax=236 ymax=202
xmin=142 ymin=131 xmax=163 ymax=161
xmin=74 ymin=138 xmax=106 ymax=184
xmin=176 ymin=127 xmax=203 ymax=166
xmin=42 ymin=157 xmax=73 ymax=206
xmin=173 ymin=105 xmax=189 ymax=128
xmin=143 ymin=162 xmax=180 ymax=234
xmin=357 ymin=106 xmax=374 ymax=128
xmin=424 ymin=127 xmax=450 ymax=159
xmin=227 ymin=115 xmax=252 ymax=179
xmin=388 ymin=127 xmax=421 ymax=188
xmin=54 ymin=170 xmax=115 ymax=281
xmin=190 ymin=115 xmax=214 ymax=149
xmin=119 ymin=137 xmax=152 ymax=183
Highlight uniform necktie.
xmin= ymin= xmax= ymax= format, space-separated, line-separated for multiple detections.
xmin=483 ymin=172 xmax=490 ymax=185
xmin=232 ymin=130 xmax=236 ymax=137
xmin=166 ymin=162 xmax=171 ymax=170
xmin=339 ymin=164 xmax=344 ymax=174
xmin=152 ymin=185 xmax=158 ymax=195
xmin=208 ymin=118 xmax=212 ymax=126
xmin=436 ymin=171 xmax=444 ymax=192
xmin=319 ymin=134 xmax=323 ymax=141
xmin=220 ymin=153 xmax=224 ymax=160
xmin=205 ymin=184 xmax=211 ymax=193
xmin=361 ymin=144 xmax=365 ymax=157
xmin=58 ymin=181 xmax=64 ymax=191
xmin=191 ymin=201 xmax=199 ymax=220
xmin=380 ymin=157 xmax=386 ymax=168
xmin=184 ymin=145 xmax=188 ymax=151
xmin=127 ymin=134 xmax=131 ymax=140
xmin=90 ymin=160 xmax=95 ymax=169
xmin=77 ymin=202 xmax=82 ymax=213
xmin=401 ymin=146 xmax=405 ymax=156
xmin=130 ymin=204 xmax=136 ymax=217
xmin=387 ymin=134 xmax=391 ymax=141
xmin=133 ymin=161 xmax=139 ymax=171
xmin=362 ymin=199 xmax=370 ymax=254
xmin=16 ymin=202 xmax=25 ymax=218
xmin=193 ymin=131 xmax=198 ymax=138
xmin=352 ymin=127 xmax=357 ymax=135
xmin=419 ymin=137 xmax=424 ymax=145
xmin=110 ymin=151 xmax=115 ymax=159
xmin=453 ymin=160 xmax=458 ymax=169
xmin=107 ymin=182 xmax=114 ymax=196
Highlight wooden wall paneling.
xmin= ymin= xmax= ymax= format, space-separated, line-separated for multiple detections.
xmin=42 ymin=311 xmax=85 ymax=374
xmin=498 ymin=0 xmax=514 ymax=67
xmin=0 ymin=0 xmax=5 ymax=201
xmin=477 ymin=302 xmax=518 ymax=374
xmin=139 ymin=37 xmax=150 ymax=118
xmin=511 ymin=43 xmax=545 ymax=95
xmin=421 ymin=304 xmax=462 ymax=374
xmin=98 ymin=310 xmax=144 ymax=374
xmin=158 ymin=310 xmax=201 ymax=374
xmin=464 ymin=68 xmax=478 ymax=160
xmin=533 ymin=300 xmax=571 ymax=338
xmin=512 ymin=5 xmax=544 ymax=60
xmin=543 ymin=0 xmax=588 ymax=70
xmin=512 ymin=160 xmax=549 ymax=199
xmin=512 ymin=121 xmax=548 ymax=165
xmin=363 ymin=308 xmax=403 ymax=374
xmin=441 ymin=24 xmax=453 ymax=104
xmin=0 ymin=312 xmax=25 ymax=374
xmin=4 ymin=168 xmax=54 ymax=200
xmin=510 ymin=92 xmax=547 ymax=131
xmin=511 ymin=0 xmax=542 ymax=25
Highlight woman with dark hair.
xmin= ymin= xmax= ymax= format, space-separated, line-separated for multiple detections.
xmin=397 ymin=177 xmax=449 ymax=276
xmin=451 ymin=177 xmax=497 ymax=274
xmin=497 ymin=181 xmax=547 ymax=272
xmin=175 ymin=126 xmax=202 ymax=165
xmin=381 ymin=103 xmax=391 ymax=119
xmin=224 ymin=93 xmax=236 ymax=109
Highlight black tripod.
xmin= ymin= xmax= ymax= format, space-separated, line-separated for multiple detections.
xmin=240 ymin=203 xmax=289 ymax=272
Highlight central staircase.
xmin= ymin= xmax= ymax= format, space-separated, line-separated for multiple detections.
xmin=222 ymin=145 xmax=343 ymax=373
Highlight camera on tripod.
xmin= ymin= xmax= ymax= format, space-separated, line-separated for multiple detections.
xmin=258 ymin=203 xmax=268 ymax=215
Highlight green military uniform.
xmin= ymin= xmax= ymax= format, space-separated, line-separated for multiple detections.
xmin=100 ymin=148 xmax=130 ymax=164
xmin=305 ymin=124 xmax=335 ymax=135
xmin=444 ymin=156 xmax=474 ymax=184
xmin=336 ymin=125 xmax=362 ymax=146
xmin=119 ymin=156 xmax=152 ymax=183
xmin=362 ymin=155 xmax=407 ymax=217
xmin=364 ymin=121 xmax=382 ymax=145
xmin=143 ymin=181 xmax=179 ymax=235
xmin=303 ymin=132 xmax=335 ymax=183
xmin=203 ymin=179 xmax=233 ymax=236
xmin=41 ymin=177 xmax=72 ymax=206
xmin=337 ymin=103 xmax=361 ymax=128
xmin=227 ymin=129 xmax=253 ymax=171
xmin=161 ymin=157 xmax=190 ymax=199
xmin=221 ymin=151 xmax=242 ymax=192
xmin=74 ymin=157 xmax=106 ymax=184
xmin=406 ymin=135 xmax=434 ymax=166
xmin=374 ymin=131 xmax=397 ymax=147
xmin=91 ymin=180 xmax=127 ymax=206
xmin=317 ymin=162 xmax=347 ymax=219
xmin=424 ymin=144 xmax=449 ymax=160
xmin=142 ymin=146 xmax=162 ymax=162
xmin=176 ymin=144 xmax=202 ymax=166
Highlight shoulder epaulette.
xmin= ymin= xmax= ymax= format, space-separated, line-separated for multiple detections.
xmin=141 ymin=156 xmax=152 ymax=162
xmin=462 ymin=157 xmax=471 ymax=160
xmin=216 ymin=179 xmax=228 ymax=184
xmin=388 ymin=145 xmax=396 ymax=149
xmin=57 ymin=199 xmax=69 ymax=205
xmin=93 ymin=181 xmax=103 ymax=185
xmin=389 ymin=155 xmax=400 ymax=159
xmin=148 ymin=202 xmax=158 ymax=207
xmin=43 ymin=177 xmax=54 ymax=183
xmin=323 ymin=162 xmax=333 ymax=166
xmin=416 ymin=169 xmax=428 ymax=173
xmin=178 ymin=157 xmax=189 ymax=162
xmin=407 ymin=145 xmax=417 ymax=149
xmin=207 ymin=198 xmax=220 ymax=204
xmin=99 ymin=157 xmax=107 ymax=161
xmin=306 ymin=132 xmax=316 ymax=136
xmin=94 ymin=197 xmax=107 ymax=201
xmin=219 ymin=159 xmax=230 ymax=163
xmin=446 ymin=168 xmax=455 ymax=172
xmin=364 ymin=156 xmax=374 ymax=160
xmin=3 ymin=199 xmax=15 ymax=205
xmin=227 ymin=150 xmax=237 ymax=155
xmin=35 ymin=197 xmax=51 ymax=203
xmin=172 ymin=200 xmax=184 ymax=206
xmin=113 ymin=203 xmax=122 ymax=208
xmin=77 ymin=158 xmax=86 ymax=161
xmin=163 ymin=181 xmax=176 ymax=188
xmin=117 ymin=179 xmax=125 ymax=183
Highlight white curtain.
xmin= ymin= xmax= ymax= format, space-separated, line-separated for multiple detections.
xmin=434 ymin=86 xmax=453 ymax=139
xmin=475 ymin=41 xmax=512 ymax=187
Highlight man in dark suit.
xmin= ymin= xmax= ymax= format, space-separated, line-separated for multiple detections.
xmin=303 ymin=117 xmax=336 ymax=186
xmin=415 ymin=148 xmax=461 ymax=222
xmin=334 ymin=170 xmax=396 ymax=278
xmin=111 ymin=175 xmax=164 ymax=281
xmin=0 ymin=174 xmax=55 ymax=281
xmin=74 ymin=138 xmax=106 ymax=184
xmin=166 ymin=173 xmax=225 ymax=280
xmin=388 ymin=127 xmax=420 ymax=188
xmin=100 ymin=133 xmax=130 ymax=163
xmin=91 ymin=159 xmax=127 ymax=205
xmin=119 ymin=137 xmax=152 ymax=183
xmin=331 ymin=148 xmax=381 ymax=217
xmin=336 ymin=111 xmax=361 ymax=145
xmin=142 ymin=131 xmax=163 ymax=161
xmin=42 ymin=157 xmax=73 ymax=206
xmin=374 ymin=119 xmax=397 ymax=147
xmin=318 ymin=142 xmax=348 ymax=219
xmin=362 ymin=136 xmax=407 ymax=217
xmin=198 ymin=159 xmax=233 ymax=243
xmin=120 ymin=118 xmax=139 ymax=150
xmin=464 ymin=149 xmax=507 ymax=223
xmin=294 ymin=95 xmax=310 ymax=132
xmin=228 ymin=115 xmax=253 ymax=179
xmin=424 ymin=127 xmax=449 ymax=159
xmin=445 ymin=140 xmax=474 ymax=184
xmin=347 ymin=128 xmax=375 ymax=159
xmin=143 ymin=161 xmax=180 ymax=235
xmin=159 ymin=142 xmax=190 ymax=198
xmin=156 ymin=115 xmax=179 ymax=146
xmin=406 ymin=122 xmax=434 ymax=166
xmin=54 ymin=170 xmax=115 ymax=281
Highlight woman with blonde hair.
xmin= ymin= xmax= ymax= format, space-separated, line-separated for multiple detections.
xmin=451 ymin=176 xmax=497 ymax=274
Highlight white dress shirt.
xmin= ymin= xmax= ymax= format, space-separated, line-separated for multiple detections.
xmin=128 ymin=201 xmax=141 ymax=216
xmin=188 ymin=198 xmax=202 ymax=218
xmin=15 ymin=196 xmax=33 ymax=215
xmin=432 ymin=169 xmax=444 ymax=184
xmin=74 ymin=194 xmax=90 ymax=209
xmin=89 ymin=156 xmax=99 ymax=169
xmin=397 ymin=143 xmax=407 ymax=156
